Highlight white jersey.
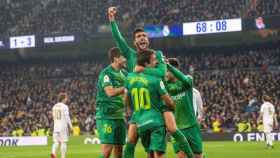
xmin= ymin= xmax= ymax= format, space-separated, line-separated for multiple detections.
xmin=260 ymin=102 xmax=275 ymax=124
xmin=193 ymin=88 xmax=203 ymax=118
xmin=52 ymin=102 xmax=72 ymax=133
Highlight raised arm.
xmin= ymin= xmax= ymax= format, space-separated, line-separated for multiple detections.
xmin=167 ymin=64 xmax=192 ymax=88
xmin=143 ymin=51 xmax=167 ymax=78
xmin=108 ymin=7 xmax=133 ymax=59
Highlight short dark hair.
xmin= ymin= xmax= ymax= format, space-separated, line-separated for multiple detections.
xmin=108 ymin=47 xmax=121 ymax=63
xmin=262 ymin=95 xmax=271 ymax=102
xmin=137 ymin=49 xmax=155 ymax=67
xmin=58 ymin=93 xmax=67 ymax=102
xmin=133 ymin=28 xmax=145 ymax=39
xmin=168 ymin=58 xmax=180 ymax=68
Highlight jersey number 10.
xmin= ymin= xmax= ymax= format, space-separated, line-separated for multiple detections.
xmin=54 ymin=109 xmax=62 ymax=120
xmin=131 ymin=88 xmax=151 ymax=111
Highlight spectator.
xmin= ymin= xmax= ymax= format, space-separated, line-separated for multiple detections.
xmin=212 ymin=118 xmax=222 ymax=133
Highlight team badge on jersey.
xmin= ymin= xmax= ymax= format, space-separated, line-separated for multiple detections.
xmin=104 ymin=75 xmax=110 ymax=83
xmin=160 ymin=81 xmax=165 ymax=89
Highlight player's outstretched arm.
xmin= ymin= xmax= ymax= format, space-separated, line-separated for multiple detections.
xmin=108 ymin=7 xmax=132 ymax=59
xmin=167 ymin=63 xmax=192 ymax=88
xmin=143 ymin=51 xmax=167 ymax=78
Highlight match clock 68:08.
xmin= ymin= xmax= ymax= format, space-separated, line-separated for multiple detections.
xmin=183 ymin=18 xmax=242 ymax=35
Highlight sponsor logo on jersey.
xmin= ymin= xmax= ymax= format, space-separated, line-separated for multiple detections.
xmin=172 ymin=92 xmax=185 ymax=100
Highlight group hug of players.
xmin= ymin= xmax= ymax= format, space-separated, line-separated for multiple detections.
xmin=95 ymin=7 xmax=204 ymax=158
xmin=50 ymin=6 xmax=279 ymax=158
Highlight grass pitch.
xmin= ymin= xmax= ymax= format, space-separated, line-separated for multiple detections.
xmin=0 ymin=136 xmax=279 ymax=158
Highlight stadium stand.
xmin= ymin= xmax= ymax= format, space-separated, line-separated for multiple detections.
xmin=0 ymin=0 xmax=280 ymax=36
xmin=0 ymin=47 xmax=279 ymax=136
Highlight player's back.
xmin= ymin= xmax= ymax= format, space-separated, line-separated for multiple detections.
xmin=52 ymin=103 xmax=70 ymax=132
xmin=166 ymin=78 xmax=197 ymax=129
xmin=126 ymin=72 xmax=165 ymax=132
xmin=261 ymin=102 xmax=275 ymax=123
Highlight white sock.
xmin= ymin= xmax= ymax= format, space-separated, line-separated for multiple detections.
xmin=268 ymin=133 xmax=273 ymax=146
xmin=52 ymin=142 xmax=59 ymax=155
xmin=265 ymin=133 xmax=273 ymax=146
xmin=61 ymin=142 xmax=67 ymax=158
xmin=265 ymin=133 xmax=269 ymax=145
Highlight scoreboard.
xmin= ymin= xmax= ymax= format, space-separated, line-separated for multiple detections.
xmin=3 ymin=35 xmax=76 ymax=49
xmin=183 ymin=18 xmax=242 ymax=35
xmin=10 ymin=35 xmax=36 ymax=49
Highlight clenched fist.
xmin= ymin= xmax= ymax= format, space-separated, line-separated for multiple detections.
xmin=108 ymin=7 xmax=117 ymax=22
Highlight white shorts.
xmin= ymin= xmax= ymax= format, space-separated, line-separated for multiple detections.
xmin=263 ymin=123 xmax=273 ymax=133
xmin=53 ymin=131 xmax=69 ymax=143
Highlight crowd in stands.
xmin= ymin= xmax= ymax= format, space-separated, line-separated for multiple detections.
xmin=196 ymin=69 xmax=280 ymax=132
xmin=0 ymin=62 xmax=103 ymax=136
xmin=247 ymin=0 xmax=280 ymax=17
xmin=1 ymin=0 xmax=280 ymax=36
xmin=179 ymin=48 xmax=280 ymax=71
xmin=0 ymin=47 xmax=279 ymax=136
xmin=181 ymin=48 xmax=280 ymax=132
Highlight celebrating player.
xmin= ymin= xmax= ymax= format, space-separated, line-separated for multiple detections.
xmin=51 ymin=93 xmax=72 ymax=158
xmin=108 ymin=6 xmax=165 ymax=76
xmin=95 ymin=47 xmax=127 ymax=158
xmin=166 ymin=58 xmax=203 ymax=158
xmin=258 ymin=95 xmax=278 ymax=149
xmin=108 ymin=7 xmax=193 ymax=158
xmin=125 ymin=50 xmax=175 ymax=158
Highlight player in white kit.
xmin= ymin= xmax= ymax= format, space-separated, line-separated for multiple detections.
xmin=193 ymin=88 xmax=204 ymax=123
xmin=51 ymin=93 xmax=73 ymax=158
xmin=258 ymin=95 xmax=278 ymax=149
